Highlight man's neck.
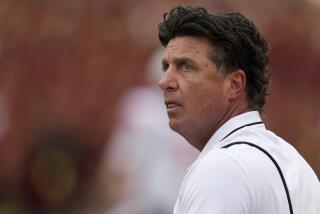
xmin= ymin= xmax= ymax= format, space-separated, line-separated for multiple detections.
xmin=191 ymin=104 xmax=252 ymax=151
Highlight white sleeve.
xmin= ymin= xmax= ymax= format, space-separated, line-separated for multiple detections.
xmin=178 ymin=152 xmax=254 ymax=214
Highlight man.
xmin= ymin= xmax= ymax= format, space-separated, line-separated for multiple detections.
xmin=158 ymin=5 xmax=320 ymax=214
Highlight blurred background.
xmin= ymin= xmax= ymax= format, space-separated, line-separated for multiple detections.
xmin=0 ymin=0 xmax=319 ymax=213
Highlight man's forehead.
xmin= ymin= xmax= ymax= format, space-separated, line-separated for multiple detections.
xmin=163 ymin=36 xmax=212 ymax=60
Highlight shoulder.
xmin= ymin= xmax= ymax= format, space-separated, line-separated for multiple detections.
xmin=194 ymin=143 xmax=278 ymax=182
xmin=187 ymin=147 xmax=273 ymax=189
xmin=177 ymin=151 xmax=255 ymax=214
xmin=177 ymin=144 xmax=286 ymax=214
xmin=191 ymin=150 xmax=250 ymax=181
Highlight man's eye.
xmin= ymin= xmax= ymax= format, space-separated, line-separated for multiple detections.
xmin=181 ymin=63 xmax=192 ymax=71
xmin=162 ymin=64 xmax=169 ymax=72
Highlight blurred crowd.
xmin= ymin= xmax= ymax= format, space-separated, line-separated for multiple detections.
xmin=0 ymin=0 xmax=319 ymax=213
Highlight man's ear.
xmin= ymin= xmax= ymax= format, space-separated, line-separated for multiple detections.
xmin=226 ymin=69 xmax=246 ymax=100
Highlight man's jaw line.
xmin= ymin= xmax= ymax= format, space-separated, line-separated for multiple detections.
xmin=176 ymin=103 xmax=251 ymax=151
xmin=195 ymin=102 xmax=252 ymax=150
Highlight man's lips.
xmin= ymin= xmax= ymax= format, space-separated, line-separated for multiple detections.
xmin=165 ymin=100 xmax=182 ymax=109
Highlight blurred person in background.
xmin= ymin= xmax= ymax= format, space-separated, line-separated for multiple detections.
xmin=158 ymin=5 xmax=320 ymax=214
xmin=103 ymin=47 xmax=198 ymax=214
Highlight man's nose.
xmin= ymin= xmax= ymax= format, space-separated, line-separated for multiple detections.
xmin=158 ymin=69 xmax=178 ymax=91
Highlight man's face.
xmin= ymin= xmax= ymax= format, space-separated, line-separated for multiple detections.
xmin=159 ymin=36 xmax=229 ymax=145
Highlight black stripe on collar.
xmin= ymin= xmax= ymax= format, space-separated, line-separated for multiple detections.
xmin=220 ymin=121 xmax=263 ymax=142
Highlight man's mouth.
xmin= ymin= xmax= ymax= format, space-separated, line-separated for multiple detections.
xmin=165 ymin=100 xmax=181 ymax=109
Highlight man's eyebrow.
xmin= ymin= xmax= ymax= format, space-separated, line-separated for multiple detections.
xmin=173 ymin=57 xmax=195 ymax=65
xmin=161 ymin=57 xmax=197 ymax=70
xmin=163 ymin=57 xmax=195 ymax=65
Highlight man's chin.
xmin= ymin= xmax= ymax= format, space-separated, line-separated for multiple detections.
xmin=168 ymin=118 xmax=182 ymax=132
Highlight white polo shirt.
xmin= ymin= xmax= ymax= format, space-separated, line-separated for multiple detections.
xmin=174 ymin=111 xmax=320 ymax=214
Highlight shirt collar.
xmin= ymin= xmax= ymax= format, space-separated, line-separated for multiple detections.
xmin=200 ymin=111 xmax=265 ymax=157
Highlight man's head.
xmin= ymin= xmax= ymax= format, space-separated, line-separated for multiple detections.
xmin=158 ymin=6 xmax=270 ymax=149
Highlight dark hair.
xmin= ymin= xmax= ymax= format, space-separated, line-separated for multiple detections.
xmin=158 ymin=5 xmax=270 ymax=112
